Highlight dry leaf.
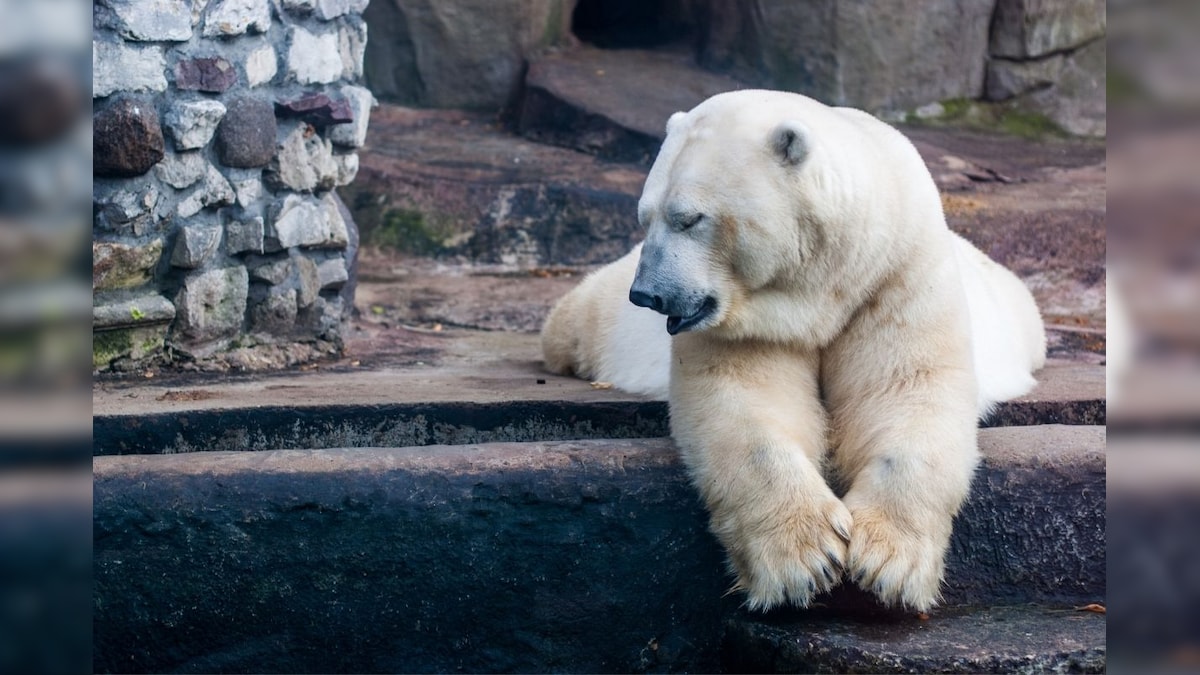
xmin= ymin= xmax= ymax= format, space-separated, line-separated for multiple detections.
xmin=1074 ymin=603 xmax=1106 ymax=614
xmin=590 ymin=381 xmax=614 ymax=390
xmin=432 ymin=323 xmax=443 ymax=332
xmin=917 ymin=612 xmax=930 ymax=621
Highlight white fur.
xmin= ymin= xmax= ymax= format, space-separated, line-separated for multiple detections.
xmin=542 ymin=90 xmax=1047 ymax=612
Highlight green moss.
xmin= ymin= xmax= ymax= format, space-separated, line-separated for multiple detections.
xmin=367 ymin=208 xmax=454 ymax=256
xmin=93 ymin=326 xmax=167 ymax=369
xmin=908 ymin=98 xmax=1067 ymax=140
xmin=93 ymin=330 xmax=133 ymax=369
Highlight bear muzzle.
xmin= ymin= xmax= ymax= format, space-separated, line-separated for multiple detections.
xmin=629 ymin=286 xmax=718 ymax=336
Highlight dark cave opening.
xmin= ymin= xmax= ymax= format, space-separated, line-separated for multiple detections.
xmin=571 ymin=0 xmax=698 ymax=49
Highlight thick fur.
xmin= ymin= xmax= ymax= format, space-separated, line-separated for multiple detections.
xmin=541 ymin=90 xmax=1046 ymax=611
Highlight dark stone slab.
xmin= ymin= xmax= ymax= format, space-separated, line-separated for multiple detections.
xmin=216 ymin=95 xmax=277 ymax=168
xmin=93 ymin=96 xmax=165 ymax=177
xmin=721 ymin=603 xmax=1106 ymax=674
xmin=174 ymin=56 xmax=238 ymax=93
xmin=517 ymin=46 xmax=747 ymax=164
xmin=93 ymin=426 xmax=1104 ymax=672
xmin=274 ymin=92 xmax=353 ymax=127
xmin=93 ymin=439 xmax=729 ymax=674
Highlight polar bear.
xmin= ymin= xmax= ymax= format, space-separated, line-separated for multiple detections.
xmin=542 ymin=90 xmax=1046 ymax=612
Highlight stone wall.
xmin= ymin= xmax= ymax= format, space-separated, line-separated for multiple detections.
xmin=92 ymin=0 xmax=372 ymax=371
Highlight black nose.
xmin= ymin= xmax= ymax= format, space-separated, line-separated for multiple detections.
xmin=629 ymin=289 xmax=663 ymax=313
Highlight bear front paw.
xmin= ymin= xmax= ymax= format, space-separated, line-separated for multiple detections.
xmin=845 ymin=501 xmax=949 ymax=612
xmin=717 ymin=494 xmax=853 ymax=612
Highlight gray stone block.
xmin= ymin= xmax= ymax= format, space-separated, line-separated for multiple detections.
xmin=172 ymin=265 xmax=249 ymax=346
xmin=94 ymin=184 xmax=162 ymax=235
xmin=990 ymin=0 xmax=1105 ymax=59
xmin=697 ymin=0 xmax=995 ymax=111
xmin=294 ymin=254 xmax=320 ymax=307
xmin=268 ymin=193 xmax=349 ymax=249
xmin=316 ymin=257 xmax=348 ymax=289
xmin=163 ymin=99 xmax=226 ymax=151
xmin=93 ymin=292 xmax=176 ymax=330
xmin=986 ymin=54 xmax=1066 ymax=101
xmin=175 ymin=165 xmax=235 ymax=218
xmin=226 ymin=217 xmax=265 ymax=256
xmin=248 ymin=287 xmax=298 ymax=334
xmin=94 ymin=0 xmax=192 ymax=43
xmin=171 ymin=224 xmax=222 ymax=269
xmin=332 ymin=152 xmax=358 ymax=186
xmin=362 ymin=0 xmax=573 ymax=108
xmin=92 ymin=41 xmax=168 ymax=98
xmin=202 ymin=0 xmax=271 ymax=37
xmin=154 ymin=152 xmax=208 ymax=189
xmin=248 ymin=256 xmax=292 ymax=285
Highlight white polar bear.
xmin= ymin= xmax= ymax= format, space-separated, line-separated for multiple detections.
xmin=542 ymin=90 xmax=1046 ymax=612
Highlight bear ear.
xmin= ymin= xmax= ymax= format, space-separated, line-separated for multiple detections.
xmin=769 ymin=120 xmax=811 ymax=165
xmin=665 ymin=111 xmax=687 ymax=136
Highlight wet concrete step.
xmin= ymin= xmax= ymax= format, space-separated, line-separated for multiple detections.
xmin=722 ymin=602 xmax=1105 ymax=674
xmin=91 ymin=337 xmax=1104 ymax=455
xmin=516 ymin=46 xmax=745 ymax=163
xmin=93 ymin=426 xmax=1104 ymax=673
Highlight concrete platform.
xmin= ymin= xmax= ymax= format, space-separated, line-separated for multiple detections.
xmin=93 ymin=426 xmax=1104 ymax=674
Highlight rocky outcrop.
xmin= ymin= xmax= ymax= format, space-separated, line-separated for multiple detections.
xmin=362 ymin=0 xmax=576 ymax=109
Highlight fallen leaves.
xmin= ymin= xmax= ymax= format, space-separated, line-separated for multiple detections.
xmin=1074 ymin=603 xmax=1106 ymax=614
xmin=589 ymin=381 xmax=614 ymax=390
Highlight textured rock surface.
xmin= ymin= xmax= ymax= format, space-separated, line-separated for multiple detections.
xmin=215 ymin=95 xmax=277 ymax=168
xmin=362 ymin=0 xmax=574 ymax=108
xmin=327 ymin=85 xmax=373 ymax=147
xmin=518 ymin=47 xmax=746 ymax=163
xmin=202 ymin=0 xmax=272 ymax=38
xmin=268 ymin=193 xmax=349 ymax=249
xmin=697 ymin=0 xmax=995 ymax=111
xmin=172 ymin=266 xmax=250 ymax=348
xmin=244 ymin=44 xmax=278 ymax=87
xmin=92 ymin=425 xmax=1103 ymax=672
xmin=93 ymin=293 xmax=176 ymax=330
xmin=93 ymin=439 xmax=728 ymax=673
xmin=163 ymin=100 xmax=227 ymax=151
xmin=92 ymin=42 xmax=169 ymax=97
xmin=92 ymin=239 xmax=164 ymax=290
xmin=265 ymin=123 xmax=340 ymax=192
xmin=990 ymin=0 xmax=1105 ymax=59
xmin=1021 ymin=38 xmax=1106 ymax=137
xmin=722 ymin=603 xmax=1106 ymax=674
xmin=171 ymin=224 xmax=223 ymax=269
xmin=93 ymin=97 xmax=165 ymax=177
xmin=286 ymin=26 xmax=343 ymax=84
xmin=344 ymin=105 xmax=646 ymax=265
xmin=94 ymin=0 xmax=193 ymax=42
xmin=92 ymin=0 xmax=365 ymax=369
xmin=174 ymin=56 xmax=239 ymax=93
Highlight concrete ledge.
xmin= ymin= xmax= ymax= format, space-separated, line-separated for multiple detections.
xmin=94 ymin=426 xmax=1105 ymax=673
xmin=722 ymin=604 xmax=1105 ymax=674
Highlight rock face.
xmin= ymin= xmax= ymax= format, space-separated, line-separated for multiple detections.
xmin=990 ymin=0 xmax=1105 ymax=58
xmin=91 ymin=0 xmax=370 ymax=370
xmin=93 ymin=96 xmax=166 ymax=177
xmin=697 ymin=0 xmax=996 ymax=111
xmin=362 ymin=0 xmax=575 ymax=108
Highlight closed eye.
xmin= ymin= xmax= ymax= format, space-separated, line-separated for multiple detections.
xmin=679 ymin=213 xmax=704 ymax=231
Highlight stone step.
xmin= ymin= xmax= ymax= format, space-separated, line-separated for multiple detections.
xmin=92 ymin=342 xmax=1103 ymax=455
xmin=721 ymin=602 xmax=1106 ymax=674
xmin=515 ymin=46 xmax=746 ymax=163
xmin=93 ymin=426 xmax=1104 ymax=673
xmin=341 ymin=105 xmax=646 ymax=266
